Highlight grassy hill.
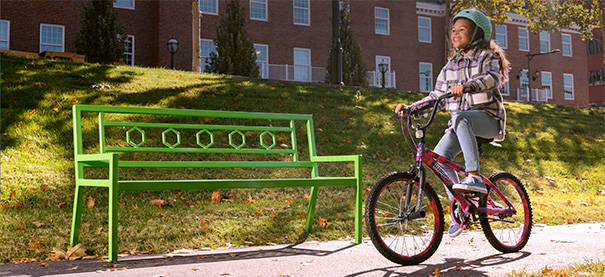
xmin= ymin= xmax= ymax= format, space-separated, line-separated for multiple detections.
xmin=1 ymin=54 xmax=604 ymax=263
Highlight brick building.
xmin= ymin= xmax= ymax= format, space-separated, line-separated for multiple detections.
xmin=0 ymin=0 xmax=596 ymax=106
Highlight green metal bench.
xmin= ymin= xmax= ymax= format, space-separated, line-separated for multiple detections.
xmin=71 ymin=104 xmax=362 ymax=262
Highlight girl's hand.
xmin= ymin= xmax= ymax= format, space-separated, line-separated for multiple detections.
xmin=395 ymin=103 xmax=408 ymax=114
xmin=451 ymin=83 xmax=474 ymax=99
xmin=451 ymin=84 xmax=466 ymax=99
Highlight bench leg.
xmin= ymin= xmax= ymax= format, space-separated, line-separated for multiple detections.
xmin=305 ymin=186 xmax=319 ymax=233
xmin=354 ymin=178 xmax=362 ymax=244
xmin=354 ymin=158 xmax=363 ymax=244
xmin=106 ymin=154 xmax=119 ymax=262
xmin=70 ymin=184 xmax=84 ymax=247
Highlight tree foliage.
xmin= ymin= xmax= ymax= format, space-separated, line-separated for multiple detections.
xmin=326 ymin=2 xmax=368 ymax=87
xmin=452 ymin=0 xmax=602 ymax=40
xmin=75 ymin=0 xmax=127 ymax=64
xmin=205 ymin=0 xmax=259 ymax=77
xmin=448 ymin=0 xmax=604 ymax=63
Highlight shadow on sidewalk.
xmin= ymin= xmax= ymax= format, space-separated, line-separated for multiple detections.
xmin=0 ymin=242 xmax=358 ymax=276
xmin=345 ymin=251 xmax=532 ymax=277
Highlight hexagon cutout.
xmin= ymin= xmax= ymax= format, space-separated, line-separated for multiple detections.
xmin=228 ymin=130 xmax=246 ymax=149
xmin=260 ymin=131 xmax=276 ymax=150
xmin=162 ymin=128 xmax=181 ymax=148
xmin=196 ymin=129 xmax=214 ymax=149
xmin=126 ymin=127 xmax=146 ymax=148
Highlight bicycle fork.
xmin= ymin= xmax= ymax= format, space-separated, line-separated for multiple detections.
xmin=402 ymin=161 xmax=427 ymax=221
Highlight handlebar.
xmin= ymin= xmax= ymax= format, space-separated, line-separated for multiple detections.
xmin=393 ymin=85 xmax=473 ymax=131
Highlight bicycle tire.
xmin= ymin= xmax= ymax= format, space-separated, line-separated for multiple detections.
xmin=480 ymin=172 xmax=533 ymax=253
xmin=365 ymin=172 xmax=444 ymax=265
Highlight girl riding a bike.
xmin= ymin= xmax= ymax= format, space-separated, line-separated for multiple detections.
xmin=395 ymin=9 xmax=511 ymax=237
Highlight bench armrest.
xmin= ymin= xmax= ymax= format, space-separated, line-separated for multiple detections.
xmin=310 ymin=155 xmax=361 ymax=163
xmin=75 ymin=153 xmax=118 ymax=167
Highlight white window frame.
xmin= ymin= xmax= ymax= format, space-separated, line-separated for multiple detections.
xmin=540 ymin=32 xmax=550 ymax=53
xmin=541 ymin=71 xmax=552 ymax=99
xmin=495 ymin=25 xmax=507 ymax=49
xmin=200 ymin=38 xmax=216 ymax=72
xmin=254 ymin=43 xmax=268 ymax=79
xmin=374 ymin=7 xmax=389 ymax=35
xmin=520 ymin=69 xmax=529 ymax=99
xmin=200 ymin=0 xmax=218 ymax=15
xmin=123 ymin=35 xmax=134 ymax=66
xmin=499 ymin=81 xmax=510 ymax=96
xmin=0 ymin=20 xmax=9 ymax=50
xmin=562 ymin=33 xmax=572 ymax=57
xmin=113 ymin=0 xmax=134 ymax=9
xmin=250 ymin=0 xmax=267 ymax=21
xmin=563 ymin=73 xmax=574 ymax=100
xmin=419 ymin=62 xmax=433 ymax=92
xmin=293 ymin=0 xmax=310 ymax=26
xmin=293 ymin=47 xmax=311 ymax=81
xmin=417 ymin=16 xmax=431 ymax=43
xmin=375 ymin=56 xmax=391 ymax=72
xmin=40 ymin=23 xmax=65 ymax=53
xmin=518 ymin=27 xmax=529 ymax=52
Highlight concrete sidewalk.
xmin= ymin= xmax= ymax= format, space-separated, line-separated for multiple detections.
xmin=1 ymin=223 xmax=604 ymax=277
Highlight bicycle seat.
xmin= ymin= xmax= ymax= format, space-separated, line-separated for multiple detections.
xmin=476 ymin=137 xmax=496 ymax=155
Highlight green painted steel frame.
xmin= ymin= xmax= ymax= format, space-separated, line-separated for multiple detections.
xmin=71 ymin=105 xmax=362 ymax=262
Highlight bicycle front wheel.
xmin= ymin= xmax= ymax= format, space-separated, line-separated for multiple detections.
xmin=480 ymin=172 xmax=533 ymax=253
xmin=365 ymin=172 xmax=444 ymax=265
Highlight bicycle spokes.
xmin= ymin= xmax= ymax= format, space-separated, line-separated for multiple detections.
xmin=480 ymin=172 xmax=533 ymax=253
xmin=365 ymin=172 xmax=444 ymax=265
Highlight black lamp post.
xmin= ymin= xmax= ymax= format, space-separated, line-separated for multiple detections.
xmin=526 ymin=48 xmax=560 ymax=102
xmin=378 ymin=60 xmax=388 ymax=88
xmin=167 ymin=38 xmax=178 ymax=69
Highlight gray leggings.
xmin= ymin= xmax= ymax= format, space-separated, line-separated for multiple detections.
xmin=434 ymin=110 xmax=500 ymax=173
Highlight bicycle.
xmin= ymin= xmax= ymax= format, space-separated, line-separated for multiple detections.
xmin=365 ymin=92 xmax=533 ymax=265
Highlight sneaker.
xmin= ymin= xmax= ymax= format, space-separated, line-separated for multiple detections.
xmin=448 ymin=223 xmax=463 ymax=238
xmin=453 ymin=175 xmax=488 ymax=195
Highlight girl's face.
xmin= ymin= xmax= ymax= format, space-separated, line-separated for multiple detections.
xmin=451 ymin=18 xmax=473 ymax=49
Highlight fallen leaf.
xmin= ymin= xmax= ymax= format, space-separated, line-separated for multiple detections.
xmin=29 ymin=239 xmax=42 ymax=248
xmin=66 ymin=244 xmax=87 ymax=260
xmin=431 ymin=268 xmax=442 ymax=277
xmin=50 ymin=247 xmax=67 ymax=261
xmin=211 ymin=191 xmax=221 ymax=204
xmin=86 ymin=196 xmax=95 ymax=208
xmin=150 ymin=199 xmax=169 ymax=207
xmin=38 ymin=263 xmax=48 ymax=268
xmin=316 ymin=216 xmax=332 ymax=227
xmin=67 ymin=266 xmax=78 ymax=271
xmin=247 ymin=194 xmax=255 ymax=204
xmin=32 ymin=221 xmax=46 ymax=227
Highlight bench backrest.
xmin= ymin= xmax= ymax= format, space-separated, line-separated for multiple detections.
xmin=73 ymin=105 xmax=319 ymax=164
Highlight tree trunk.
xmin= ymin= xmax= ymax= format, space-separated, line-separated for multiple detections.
xmin=444 ymin=0 xmax=453 ymax=63
xmin=192 ymin=0 xmax=201 ymax=72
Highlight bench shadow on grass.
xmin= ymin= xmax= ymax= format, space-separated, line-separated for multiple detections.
xmin=0 ymin=239 xmax=359 ymax=276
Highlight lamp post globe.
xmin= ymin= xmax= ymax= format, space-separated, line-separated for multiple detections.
xmin=378 ymin=60 xmax=388 ymax=88
xmin=167 ymin=38 xmax=178 ymax=69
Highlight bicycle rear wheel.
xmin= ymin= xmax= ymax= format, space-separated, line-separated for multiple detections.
xmin=480 ymin=172 xmax=532 ymax=253
xmin=365 ymin=172 xmax=444 ymax=265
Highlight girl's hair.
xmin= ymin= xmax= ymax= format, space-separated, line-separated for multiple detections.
xmin=455 ymin=18 xmax=511 ymax=87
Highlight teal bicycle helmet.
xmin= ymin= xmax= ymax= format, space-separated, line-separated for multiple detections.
xmin=451 ymin=9 xmax=492 ymax=57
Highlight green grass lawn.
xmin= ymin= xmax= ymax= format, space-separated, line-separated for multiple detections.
xmin=1 ymin=54 xmax=604 ymax=263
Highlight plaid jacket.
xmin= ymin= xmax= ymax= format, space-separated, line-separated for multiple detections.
xmin=414 ymin=47 xmax=507 ymax=142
